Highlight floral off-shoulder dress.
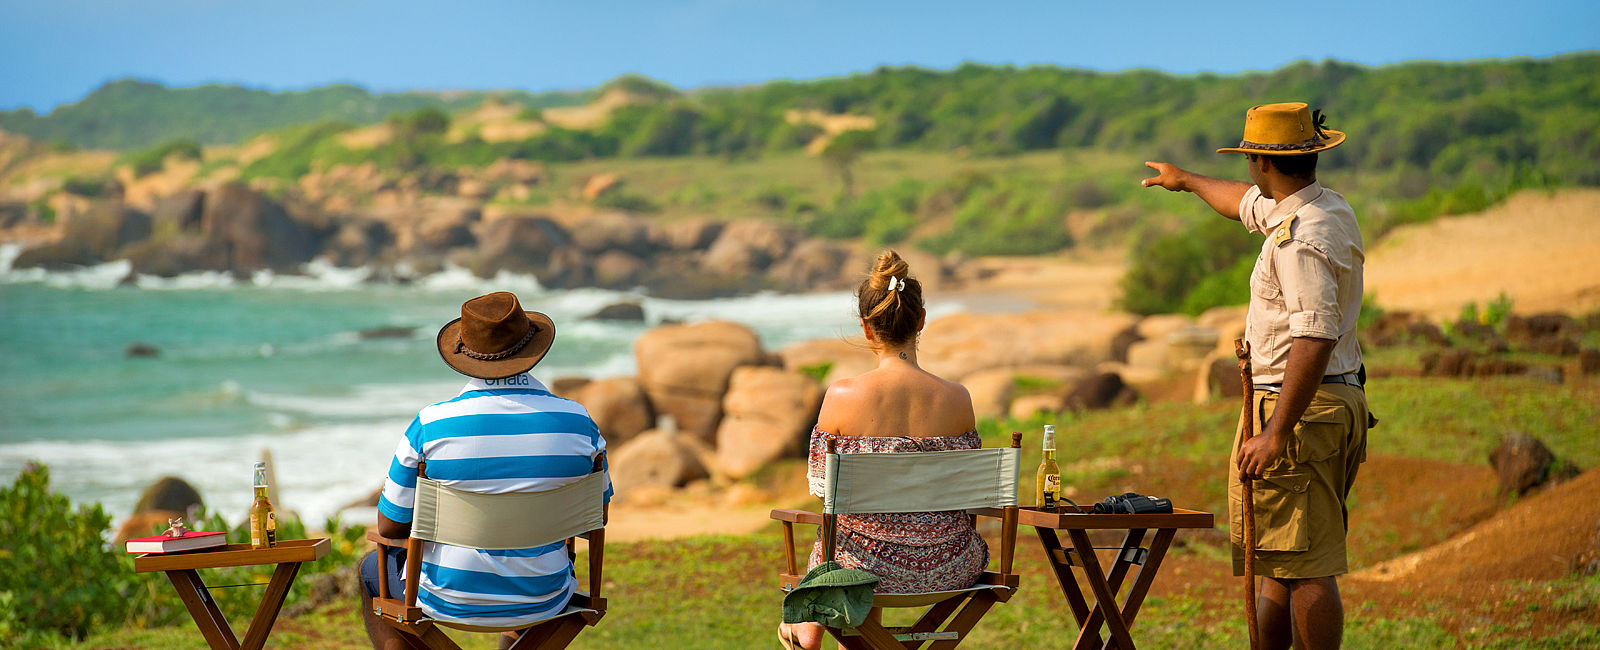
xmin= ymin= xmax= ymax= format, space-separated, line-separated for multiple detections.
xmin=806 ymin=427 xmax=990 ymax=594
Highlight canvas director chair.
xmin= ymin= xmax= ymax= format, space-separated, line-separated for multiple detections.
xmin=367 ymin=458 xmax=608 ymax=650
xmin=771 ymin=433 xmax=1023 ymax=649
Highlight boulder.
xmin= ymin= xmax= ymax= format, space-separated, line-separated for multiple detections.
xmin=1581 ymin=348 xmax=1600 ymax=375
xmin=1135 ymin=314 xmax=1195 ymax=341
xmin=414 ymin=205 xmax=479 ymax=252
xmin=1488 ymin=433 xmax=1559 ymax=496
xmin=1526 ymin=336 xmax=1581 ymax=357
xmin=200 ymin=183 xmax=322 ymax=272
xmin=115 ymin=509 xmax=186 ymax=543
xmin=592 ymin=251 xmax=646 ymax=288
xmin=919 ymin=311 xmax=1139 ymax=381
xmin=123 ymin=234 xmax=230 ymax=277
xmin=150 ymin=190 xmax=205 ymax=236
xmin=778 ymin=338 xmax=876 ymax=386
xmin=549 ymin=376 xmax=592 ymax=399
xmin=715 ymin=368 xmax=824 ymax=479
xmin=1196 ymin=305 xmax=1249 ymax=331
xmin=701 ymin=220 xmax=803 ymax=275
xmin=654 ymin=218 xmax=723 ymax=251
xmin=608 ymin=429 xmax=709 ymax=494
xmin=1421 ymin=349 xmax=1476 ymax=377
xmin=13 ymin=201 xmax=151 ymax=269
xmin=963 ymin=365 xmax=1086 ymax=419
xmin=586 ymin=301 xmax=646 ymax=322
xmin=125 ymin=342 xmax=160 ymax=358
xmin=571 ymin=212 xmax=653 ymax=256
xmin=961 ymin=368 xmax=1017 ymax=419
xmin=1062 ymin=372 xmax=1138 ymax=411
xmin=1109 ymin=323 xmax=1142 ymax=364
xmin=538 ymin=246 xmax=594 ymax=289
xmin=1194 ymin=350 xmax=1244 ymax=403
xmin=1506 ymin=313 xmax=1580 ymax=346
xmin=572 ymin=377 xmax=653 ymax=446
xmin=1009 ymin=394 xmax=1062 ymax=420
xmin=326 ymin=219 xmax=393 ymax=267
xmin=635 ymin=321 xmax=769 ymax=442
xmin=471 ymin=215 xmax=572 ymax=277
xmin=768 ymin=239 xmax=853 ymax=292
xmin=1167 ymin=326 xmax=1222 ymax=372
xmin=133 ymin=475 xmax=205 ymax=513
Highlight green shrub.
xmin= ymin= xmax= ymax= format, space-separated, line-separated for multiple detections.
xmin=0 ymin=463 xmax=133 ymax=642
xmin=593 ymin=190 xmax=660 ymax=213
xmin=1119 ymin=216 xmax=1255 ymax=315
xmin=121 ymin=138 xmax=203 ymax=177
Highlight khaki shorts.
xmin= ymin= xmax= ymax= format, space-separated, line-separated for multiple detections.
xmin=1230 ymin=383 xmax=1368 ymax=579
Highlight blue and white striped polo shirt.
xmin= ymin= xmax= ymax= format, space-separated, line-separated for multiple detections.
xmin=378 ymin=374 xmax=613 ymax=627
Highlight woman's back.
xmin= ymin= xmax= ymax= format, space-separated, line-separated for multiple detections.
xmin=816 ymin=364 xmax=975 ymax=439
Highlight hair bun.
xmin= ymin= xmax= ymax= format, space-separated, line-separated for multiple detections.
xmin=869 ymin=250 xmax=911 ymax=290
xmin=858 ymin=250 xmax=924 ymax=346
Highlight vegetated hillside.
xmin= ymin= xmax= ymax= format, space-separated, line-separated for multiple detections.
xmin=0 ymin=79 xmax=587 ymax=150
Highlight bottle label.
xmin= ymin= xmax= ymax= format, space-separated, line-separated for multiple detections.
xmin=1042 ymin=475 xmax=1061 ymax=507
xmin=266 ymin=511 xmax=277 ymax=547
xmin=250 ymin=512 xmax=262 ymax=548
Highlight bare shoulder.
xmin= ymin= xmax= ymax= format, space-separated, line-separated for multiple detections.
xmin=816 ymin=375 xmax=864 ymax=432
xmin=934 ymin=375 xmax=976 ymax=430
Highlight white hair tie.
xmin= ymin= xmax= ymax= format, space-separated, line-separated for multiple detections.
xmin=887 ymin=276 xmax=904 ymax=292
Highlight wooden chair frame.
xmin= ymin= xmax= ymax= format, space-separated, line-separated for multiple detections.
xmin=771 ymin=433 xmax=1022 ymax=649
xmin=367 ymin=457 xmax=608 ymax=650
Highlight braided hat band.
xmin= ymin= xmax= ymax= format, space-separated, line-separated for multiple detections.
xmin=456 ymin=324 xmax=538 ymax=360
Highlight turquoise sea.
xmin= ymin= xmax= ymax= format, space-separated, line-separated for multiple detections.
xmin=0 ymin=243 xmax=884 ymax=528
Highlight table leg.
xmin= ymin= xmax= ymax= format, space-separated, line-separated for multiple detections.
xmin=1099 ymin=528 xmax=1176 ymax=650
xmin=1036 ymin=526 xmax=1092 ymax=626
xmin=240 ymin=561 xmax=302 ymax=650
xmin=1077 ymin=529 xmax=1147 ymax=649
xmin=1066 ymin=530 xmax=1137 ymax=650
xmin=165 ymin=569 xmax=240 ymax=650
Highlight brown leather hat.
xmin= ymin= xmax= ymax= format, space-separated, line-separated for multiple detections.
xmin=435 ymin=292 xmax=555 ymax=380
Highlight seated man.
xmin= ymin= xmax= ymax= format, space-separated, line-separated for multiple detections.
xmin=360 ymin=291 xmax=611 ymax=649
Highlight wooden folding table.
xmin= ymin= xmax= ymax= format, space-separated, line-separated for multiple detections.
xmin=133 ymin=537 xmax=330 ymax=650
xmin=1019 ymin=506 xmax=1213 ymax=650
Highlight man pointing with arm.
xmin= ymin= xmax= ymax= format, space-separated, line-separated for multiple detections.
xmin=1143 ymin=103 xmax=1372 ymax=650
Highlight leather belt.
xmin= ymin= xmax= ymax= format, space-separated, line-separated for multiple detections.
xmin=1259 ymin=372 xmax=1361 ymax=393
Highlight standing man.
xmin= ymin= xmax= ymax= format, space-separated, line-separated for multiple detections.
xmin=359 ymin=291 xmax=611 ymax=650
xmin=1142 ymin=103 xmax=1371 ymax=650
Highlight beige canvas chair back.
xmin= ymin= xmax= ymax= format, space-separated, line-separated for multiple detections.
xmin=412 ymin=471 xmax=606 ymax=550
xmin=822 ymin=447 xmax=1020 ymax=515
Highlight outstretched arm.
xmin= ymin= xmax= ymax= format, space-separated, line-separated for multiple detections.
xmin=1141 ymin=161 xmax=1252 ymax=221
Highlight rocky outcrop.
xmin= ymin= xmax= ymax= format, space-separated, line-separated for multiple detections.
xmin=470 ymin=215 xmax=571 ymax=278
xmin=608 ymin=428 xmax=710 ymax=495
xmin=571 ymin=377 xmax=654 ymax=447
xmin=1062 ymin=372 xmax=1138 ymax=411
xmin=201 ymin=183 xmax=323 ymax=272
xmin=572 ymin=212 xmax=654 ymax=257
xmin=768 ymin=239 xmax=854 ymax=291
xmin=1489 ymin=433 xmax=1579 ymax=496
xmin=587 ymin=301 xmax=646 ymax=322
xmin=701 ymin=220 xmax=803 ymax=276
xmin=634 ymin=321 xmax=770 ymax=442
xmin=919 ymin=311 xmax=1138 ymax=380
xmin=714 ymin=368 xmax=824 ymax=479
xmin=13 ymin=201 xmax=150 ymax=269
xmin=778 ymin=338 xmax=875 ymax=386
xmin=116 ymin=475 xmax=205 ymax=542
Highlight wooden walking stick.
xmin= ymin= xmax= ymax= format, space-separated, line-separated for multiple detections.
xmin=1235 ymin=338 xmax=1259 ymax=650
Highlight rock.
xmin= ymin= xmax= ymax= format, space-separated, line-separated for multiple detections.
xmin=586 ymin=301 xmax=646 ymax=322
xmin=13 ymin=201 xmax=152 ymax=269
xmin=456 ymin=178 xmax=491 ymax=200
xmin=572 ymin=377 xmax=653 ymax=447
xmin=125 ymin=342 xmax=160 ymax=358
xmin=768 ymin=239 xmax=853 ymax=292
xmin=592 ymin=251 xmax=646 ymax=288
xmin=414 ymin=202 xmax=479 ymax=251
xmin=1135 ymin=314 xmax=1195 ymax=341
xmin=1473 ymin=358 xmax=1528 ymax=377
xmin=1488 ymin=433 xmax=1559 ymax=496
xmin=200 ymin=183 xmax=323 ymax=272
xmin=715 ymin=367 xmax=824 ymax=479
xmin=582 ymin=173 xmax=622 ymax=201
xmin=1196 ymin=305 xmax=1249 ymax=331
xmin=608 ymin=429 xmax=709 ymax=494
xmin=1109 ymin=323 xmax=1142 ymax=364
xmin=571 ymin=212 xmax=653 ymax=256
xmin=1581 ymin=348 xmax=1600 ymax=375
xmin=133 ymin=475 xmax=205 ymax=514
xmin=1526 ymin=336 xmax=1580 ymax=357
xmin=654 ymin=218 xmax=723 ymax=251
xmin=1063 ymin=372 xmax=1138 ymax=411
xmin=1506 ymin=313 xmax=1580 ymax=346
xmin=358 ymin=326 xmax=416 ymax=339
xmin=919 ymin=311 xmax=1139 ymax=381
xmin=1421 ymin=349 xmax=1476 ymax=377
xmin=1194 ymin=349 xmax=1244 ymax=403
xmin=1009 ymin=394 xmax=1062 ymax=420
xmin=1166 ymin=326 xmax=1221 ymax=372
xmin=1125 ymin=340 xmax=1166 ymax=373
xmin=549 ymin=376 xmax=592 ymax=399
xmin=961 ymin=368 xmax=1017 ymax=419
xmin=539 ymin=246 xmax=594 ymax=289
xmin=635 ymin=321 xmax=769 ymax=442
xmin=701 ymin=220 xmax=803 ymax=275
xmin=470 ymin=215 xmax=572 ymax=277
xmin=150 ymin=190 xmax=205 ymax=235
xmin=778 ymin=338 xmax=876 ymax=386
xmin=326 ymin=219 xmax=393 ymax=267
xmin=122 ymin=234 xmax=230 ymax=277
xmin=1452 ymin=319 xmax=1499 ymax=343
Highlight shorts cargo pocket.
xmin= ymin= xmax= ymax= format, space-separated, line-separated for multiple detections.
xmin=1290 ymin=405 xmax=1347 ymax=465
xmin=1250 ymin=466 xmax=1312 ymax=552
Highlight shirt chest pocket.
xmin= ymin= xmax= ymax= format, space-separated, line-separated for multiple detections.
xmin=1250 ymin=253 xmax=1282 ymax=302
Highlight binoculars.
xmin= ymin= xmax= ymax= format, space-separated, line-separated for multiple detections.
xmin=1092 ymin=492 xmax=1172 ymax=515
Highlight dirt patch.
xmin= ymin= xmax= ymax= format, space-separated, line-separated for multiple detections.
xmin=1367 ymin=188 xmax=1600 ymax=319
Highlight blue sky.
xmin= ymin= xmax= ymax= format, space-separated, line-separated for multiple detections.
xmin=2 ymin=0 xmax=1596 ymax=113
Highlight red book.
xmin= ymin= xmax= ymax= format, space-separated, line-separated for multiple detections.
xmin=125 ymin=530 xmax=227 ymax=554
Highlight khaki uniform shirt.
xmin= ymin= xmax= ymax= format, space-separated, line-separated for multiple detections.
xmin=1238 ymin=181 xmax=1364 ymax=385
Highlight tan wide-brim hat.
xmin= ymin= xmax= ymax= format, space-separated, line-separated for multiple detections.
xmin=1217 ymin=102 xmax=1346 ymax=155
xmin=435 ymin=291 xmax=556 ymax=380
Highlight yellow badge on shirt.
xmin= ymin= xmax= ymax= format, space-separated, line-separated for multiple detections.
xmin=1273 ymin=214 xmax=1297 ymax=247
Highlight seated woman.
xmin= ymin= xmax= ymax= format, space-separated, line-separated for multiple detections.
xmin=779 ymin=250 xmax=984 ymax=649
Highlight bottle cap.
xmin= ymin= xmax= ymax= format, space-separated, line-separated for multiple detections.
xmin=254 ymin=461 xmax=266 ymax=470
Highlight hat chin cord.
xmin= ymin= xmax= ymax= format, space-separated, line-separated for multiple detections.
xmin=455 ymin=325 xmax=537 ymax=360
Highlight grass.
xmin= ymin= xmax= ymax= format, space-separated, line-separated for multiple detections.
xmin=46 ymin=360 xmax=1600 ymax=648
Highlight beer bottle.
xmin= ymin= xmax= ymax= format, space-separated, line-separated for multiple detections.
xmin=1035 ymin=424 xmax=1061 ymax=512
xmin=249 ymin=461 xmax=277 ymax=549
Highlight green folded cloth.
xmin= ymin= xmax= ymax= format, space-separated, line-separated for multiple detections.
xmin=782 ymin=561 xmax=880 ymax=628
